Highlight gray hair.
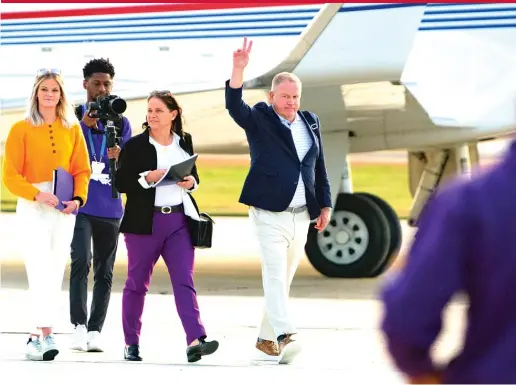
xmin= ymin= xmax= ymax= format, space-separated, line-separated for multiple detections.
xmin=271 ymin=72 xmax=302 ymax=92
xmin=26 ymin=73 xmax=77 ymax=129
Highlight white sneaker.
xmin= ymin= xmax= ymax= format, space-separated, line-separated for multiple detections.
xmin=42 ymin=334 xmax=59 ymax=361
xmin=70 ymin=324 xmax=87 ymax=351
xmin=278 ymin=335 xmax=301 ymax=365
xmin=25 ymin=337 xmax=43 ymax=361
xmin=87 ymin=331 xmax=103 ymax=352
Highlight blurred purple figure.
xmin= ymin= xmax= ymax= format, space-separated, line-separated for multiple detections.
xmin=380 ymin=141 xmax=516 ymax=384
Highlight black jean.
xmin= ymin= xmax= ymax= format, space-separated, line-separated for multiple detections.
xmin=69 ymin=213 xmax=120 ymax=332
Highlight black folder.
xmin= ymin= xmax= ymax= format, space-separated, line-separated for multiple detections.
xmin=155 ymin=154 xmax=198 ymax=187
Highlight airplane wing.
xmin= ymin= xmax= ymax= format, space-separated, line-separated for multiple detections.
xmin=244 ymin=3 xmax=342 ymax=89
xmin=245 ymin=3 xmax=427 ymax=89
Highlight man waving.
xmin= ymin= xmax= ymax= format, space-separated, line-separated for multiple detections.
xmin=225 ymin=37 xmax=332 ymax=364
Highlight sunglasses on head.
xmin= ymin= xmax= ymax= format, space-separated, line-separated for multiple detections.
xmin=36 ymin=68 xmax=61 ymax=77
xmin=150 ymin=90 xmax=173 ymax=97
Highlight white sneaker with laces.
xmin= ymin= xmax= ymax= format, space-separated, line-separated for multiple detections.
xmin=42 ymin=334 xmax=59 ymax=361
xmin=87 ymin=331 xmax=103 ymax=352
xmin=70 ymin=324 xmax=87 ymax=351
xmin=278 ymin=334 xmax=302 ymax=365
xmin=25 ymin=337 xmax=43 ymax=361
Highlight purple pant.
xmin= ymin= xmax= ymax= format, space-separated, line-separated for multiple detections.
xmin=122 ymin=212 xmax=206 ymax=346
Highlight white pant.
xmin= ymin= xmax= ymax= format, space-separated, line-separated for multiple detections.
xmin=249 ymin=206 xmax=310 ymax=341
xmin=16 ymin=182 xmax=76 ymax=329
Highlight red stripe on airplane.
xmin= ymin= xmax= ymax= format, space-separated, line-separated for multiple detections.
xmin=2 ymin=3 xmax=320 ymax=20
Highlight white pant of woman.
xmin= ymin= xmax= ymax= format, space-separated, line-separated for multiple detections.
xmin=16 ymin=182 xmax=76 ymax=329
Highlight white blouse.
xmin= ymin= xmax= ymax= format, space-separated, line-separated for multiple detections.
xmin=137 ymin=132 xmax=200 ymax=220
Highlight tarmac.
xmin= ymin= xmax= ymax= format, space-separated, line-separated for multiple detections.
xmin=0 ymin=213 xmax=417 ymax=290
xmin=0 ymin=289 xmax=466 ymax=384
xmin=0 ymin=214 xmax=468 ymax=383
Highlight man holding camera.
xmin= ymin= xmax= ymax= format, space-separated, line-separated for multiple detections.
xmin=69 ymin=58 xmax=132 ymax=352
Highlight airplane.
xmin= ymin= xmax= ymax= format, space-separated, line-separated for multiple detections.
xmin=2 ymin=2 xmax=516 ymax=279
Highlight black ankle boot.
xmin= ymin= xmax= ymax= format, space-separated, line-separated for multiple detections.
xmin=186 ymin=337 xmax=219 ymax=363
xmin=124 ymin=344 xmax=142 ymax=361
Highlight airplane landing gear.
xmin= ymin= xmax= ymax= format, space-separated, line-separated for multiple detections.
xmin=305 ymin=192 xmax=401 ymax=278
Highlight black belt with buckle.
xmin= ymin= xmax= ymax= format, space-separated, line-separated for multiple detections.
xmin=154 ymin=204 xmax=184 ymax=214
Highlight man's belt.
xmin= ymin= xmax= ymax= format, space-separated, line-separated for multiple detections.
xmin=154 ymin=204 xmax=184 ymax=214
xmin=284 ymin=206 xmax=307 ymax=214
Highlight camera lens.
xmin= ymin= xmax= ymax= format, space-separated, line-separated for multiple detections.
xmin=110 ymin=98 xmax=127 ymax=114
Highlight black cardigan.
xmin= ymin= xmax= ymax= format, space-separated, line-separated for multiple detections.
xmin=115 ymin=129 xmax=200 ymax=235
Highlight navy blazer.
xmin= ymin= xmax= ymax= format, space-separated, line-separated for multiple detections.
xmin=225 ymin=80 xmax=332 ymax=220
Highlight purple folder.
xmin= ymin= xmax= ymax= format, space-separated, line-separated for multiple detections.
xmin=52 ymin=167 xmax=78 ymax=215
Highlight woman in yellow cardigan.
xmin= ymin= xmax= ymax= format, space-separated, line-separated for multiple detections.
xmin=2 ymin=68 xmax=91 ymax=361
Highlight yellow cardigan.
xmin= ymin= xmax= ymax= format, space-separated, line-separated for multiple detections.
xmin=2 ymin=118 xmax=91 ymax=205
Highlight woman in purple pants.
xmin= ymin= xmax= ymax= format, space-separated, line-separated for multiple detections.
xmin=115 ymin=91 xmax=219 ymax=363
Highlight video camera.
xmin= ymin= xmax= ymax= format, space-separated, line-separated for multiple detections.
xmin=87 ymin=95 xmax=127 ymax=199
xmin=88 ymin=94 xmax=127 ymax=122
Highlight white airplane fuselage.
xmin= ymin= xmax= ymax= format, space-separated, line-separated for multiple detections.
xmin=2 ymin=3 xmax=516 ymax=278
xmin=2 ymin=3 xmax=515 ymax=152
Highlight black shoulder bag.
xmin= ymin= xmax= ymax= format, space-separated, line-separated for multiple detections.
xmin=181 ymin=134 xmax=215 ymax=249
xmin=186 ymin=193 xmax=215 ymax=249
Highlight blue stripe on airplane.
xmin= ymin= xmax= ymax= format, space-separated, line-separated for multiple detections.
xmin=2 ymin=24 xmax=309 ymax=40
xmin=2 ymin=3 xmax=513 ymax=30
xmin=424 ymin=6 xmax=516 ymax=15
xmin=0 ymin=3 xmax=420 ymax=45
xmin=424 ymin=3 xmax=493 ymax=7
xmin=1 ymin=16 xmax=314 ymax=33
xmin=2 ymin=3 xmax=516 ymax=45
xmin=3 ymin=22 xmax=515 ymax=46
xmin=422 ymin=15 xmax=516 ymax=23
xmin=419 ymin=23 xmax=516 ymax=31
xmin=0 ymin=31 xmax=302 ymax=45
xmin=1 ymin=7 xmax=321 ymax=27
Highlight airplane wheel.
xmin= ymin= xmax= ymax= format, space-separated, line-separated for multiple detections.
xmin=305 ymin=193 xmax=391 ymax=278
xmin=355 ymin=192 xmax=402 ymax=277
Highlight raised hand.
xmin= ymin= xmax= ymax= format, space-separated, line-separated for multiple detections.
xmin=233 ymin=37 xmax=253 ymax=70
